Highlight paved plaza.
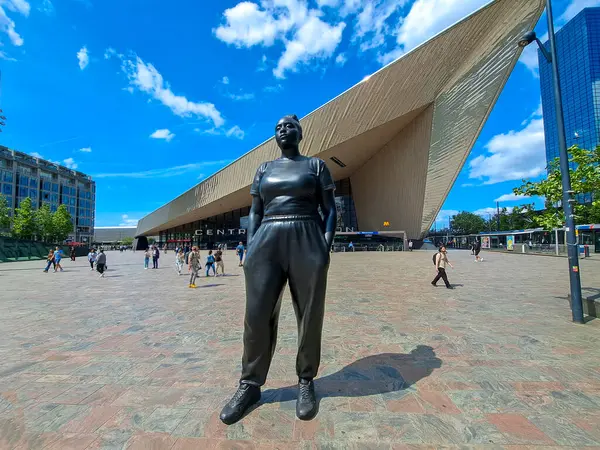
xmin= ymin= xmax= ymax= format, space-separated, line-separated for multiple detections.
xmin=0 ymin=249 xmax=600 ymax=449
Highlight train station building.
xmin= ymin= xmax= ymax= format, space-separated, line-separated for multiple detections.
xmin=134 ymin=0 xmax=545 ymax=250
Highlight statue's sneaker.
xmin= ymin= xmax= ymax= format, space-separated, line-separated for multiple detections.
xmin=220 ymin=384 xmax=261 ymax=425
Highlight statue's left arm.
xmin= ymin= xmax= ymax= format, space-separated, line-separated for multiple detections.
xmin=320 ymin=188 xmax=337 ymax=248
xmin=317 ymin=159 xmax=337 ymax=248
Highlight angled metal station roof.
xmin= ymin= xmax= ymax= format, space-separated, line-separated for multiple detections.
xmin=136 ymin=0 xmax=544 ymax=238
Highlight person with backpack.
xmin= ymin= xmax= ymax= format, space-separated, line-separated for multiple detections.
xmin=206 ymin=250 xmax=216 ymax=276
xmin=431 ymin=246 xmax=453 ymax=289
xmin=188 ymin=246 xmax=201 ymax=288
xmin=96 ymin=249 xmax=107 ymax=278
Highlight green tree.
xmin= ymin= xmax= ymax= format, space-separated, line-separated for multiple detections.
xmin=35 ymin=204 xmax=55 ymax=242
xmin=485 ymin=205 xmax=536 ymax=232
xmin=514 ymin=145 xmax=600 ymax=229
xmin=0 ymin=194 xmax=11 ymax=231
xmin=121 ymin=236 xmax=134 ymax=246
xmin=52 ymin=205 xmax=74 ymax=242
xmin=12 ymin=197 xmax=36 ymax=239
xmin=450 ymin=211 xmax=487 ymax=235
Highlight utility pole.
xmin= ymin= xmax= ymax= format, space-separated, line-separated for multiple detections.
xmin=496 ymin=201 xmax=501 ymax=231
xmin=518 ymin=0 xmax=584 ymax=323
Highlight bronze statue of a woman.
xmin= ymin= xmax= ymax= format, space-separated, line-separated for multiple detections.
xmin=220 ymin=114 xmax=337 ymax=424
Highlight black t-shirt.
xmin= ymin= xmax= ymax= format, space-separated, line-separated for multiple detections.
xmin=250 ymin=156 xmax=335 ymax=216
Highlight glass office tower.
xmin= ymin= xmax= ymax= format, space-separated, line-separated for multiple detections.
xmin=539 ymin=7 xmax=600 ymax=185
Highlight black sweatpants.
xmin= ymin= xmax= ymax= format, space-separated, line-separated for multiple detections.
xmin=241 ymin=216 xmax=330 ymax=387
xmin=432 ymin=268 xmax=450 ymax=287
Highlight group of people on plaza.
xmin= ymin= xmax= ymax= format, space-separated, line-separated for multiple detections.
xmin=143 ymin=245 xmax=161 ymax=269
xmin=86 ymin=248 xmax=107 ymax=277
xmin=139 ymin=242 xmax=246 ymax=289
xmin=42 ymin=246 xmax=107 ymax=278
xmin=43 ymin=247 xmax=65 ymax=273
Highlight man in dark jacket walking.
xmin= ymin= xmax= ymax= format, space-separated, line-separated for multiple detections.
xmin=152 ymin=246 xmax=160 ymax=269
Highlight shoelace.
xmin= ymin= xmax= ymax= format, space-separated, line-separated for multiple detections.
xmin=230 ymin=386 xmax=248 ymax=404
xmin=299 ymin=383 xmax=313 ymax=401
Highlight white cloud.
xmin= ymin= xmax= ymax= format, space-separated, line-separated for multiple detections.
xmin=119 ymin=53 xmax=225 ymax=127
xmin=0 ymin=0 xmax=30 ymax=47
xmin=379 ymin=0 xmax=489 ymax=64
xmin=94 ymin=160 xmax=231 ymax=179
xmin=434 ymin=209 xmax=459 ymax=224
xmin=461 ymin=183 xmax=475 ymax=188
xmin=335 ymin=53 xmax=347 ymax=66
xmin=38 ymin=0 xmax=53 ymax=14
xmin=201 ymin=125 xmax=245 ymax=140
xmin=353 ymin=0 xmax=407 ymax=52
xmin=316 ymin=0 xmax=339 ymax=7
xmin=257 ymin=54 xmax=268 ymax=71
xmin=495 ymin=193 xmax=526 ymax=202
xmin=30 ymin=152 xmax=43 ymax=158
xmin=0 ymin=50 xmax=16 ymax=61
xmin=214 ymin=1 xmax=345 ymax=78
xmin=473 ymin=207 xmax=504 ymax=217
xmin=561 ymin=0 xmax=600 ymax=21
xmin=468 ymin=106 xmax=546 ymax=185
xmin=77 ymin=46 xmax=89 ymax=70
xmin=150 ymin=128 xmax=175 ymax=142
xmin=263 ymin=84 xmax=283 ymax=93
xmin=225 ymin=91 xmax=255 ymax=101
xmin=275 ymin=15 xmax=345 ymax=78
xmin=104 ymin=47 xmax=117 ymax=59
xmin=226 ymin=125 xmax=245 ymax=139
xmin=3 ymin=0 xmax=30 ymax=15
xmin=221 ymin=76 xmax=230 ymax=84
xmin=119 ymin=214 xmax=139 ymax=227
xmin=79 ymin=147 xmax=92 ymax=153
xmin=63 ymin=157 xmax=78 ymax=169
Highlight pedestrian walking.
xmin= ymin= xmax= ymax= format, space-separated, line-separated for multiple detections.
xmin=408 ymin=240 xmax=413 ymax=252
xmin=175 ymin=249 xmax=185 ymax=275
xmin=236 ymin=241 xmax=245 ymax=266
xmin=348 ymin=241 xmax=354 ymax=252
xmin=53 ymin=247 xmax=64 ymax=272
xmin=43 ymin=250 xmax=54 ymax=273
xmin=152 ymin=246 xmax=160 ymax=269
xmin=87 ymin=248 xmax=97 ymax=271
xmin=431 ymin=246 xmax=454 ymax=289
xmin=96 ymin=249 xmax=107 ymax=278
xmin=188 ymin=246 xmax=201 ymax=288
xmin=215 ymin=248 xmax=225 ymax=276
xmin=70 ymin=246 xmax=76 ymax=261
xmin=474 ymin=239 xmax=483 ymax=262
xmin=206 ymin=250 xmax=216 ymax=276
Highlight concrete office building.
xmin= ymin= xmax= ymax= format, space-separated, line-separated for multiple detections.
xmin=93 ymin=227 xmax=138 ymax=245
xmin=135 ymin=0 xmax=545 ymax=249
xmin=0 ymin=146 xmax=96 ymax=243
xmin=539 ymin=7 xmax=600 ymax=204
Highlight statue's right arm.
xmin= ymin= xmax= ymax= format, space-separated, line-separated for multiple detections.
xmin=247 ymin=195 xmax=264 ymax=246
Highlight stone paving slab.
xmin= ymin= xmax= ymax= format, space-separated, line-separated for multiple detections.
xmin=0 ymin=249 xmax=599 ymax=449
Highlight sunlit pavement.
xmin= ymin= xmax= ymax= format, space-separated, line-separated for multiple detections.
xmin=1 ymin=249 xmax=599 ymax=449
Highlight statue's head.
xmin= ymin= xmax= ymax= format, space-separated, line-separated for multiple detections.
xmin=275 ymin=114 xmax=302 ymax=150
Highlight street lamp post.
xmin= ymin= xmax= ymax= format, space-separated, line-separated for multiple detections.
xmin=518 ymin=0 xmax=584 ymax=324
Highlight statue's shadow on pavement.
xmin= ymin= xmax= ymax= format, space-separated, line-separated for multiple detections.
xmin=259 ymin=345 xmax=442 ymax=412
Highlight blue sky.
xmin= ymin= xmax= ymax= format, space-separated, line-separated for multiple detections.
xmin=0 ymin=0 xmax=598 ymax=227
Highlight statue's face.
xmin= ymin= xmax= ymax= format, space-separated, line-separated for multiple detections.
xmin=275 ymin=117 xmax=301 ymax=149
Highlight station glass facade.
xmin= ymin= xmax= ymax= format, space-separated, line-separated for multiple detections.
xmin=159 ymin=178 xmax=360 ymax=249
